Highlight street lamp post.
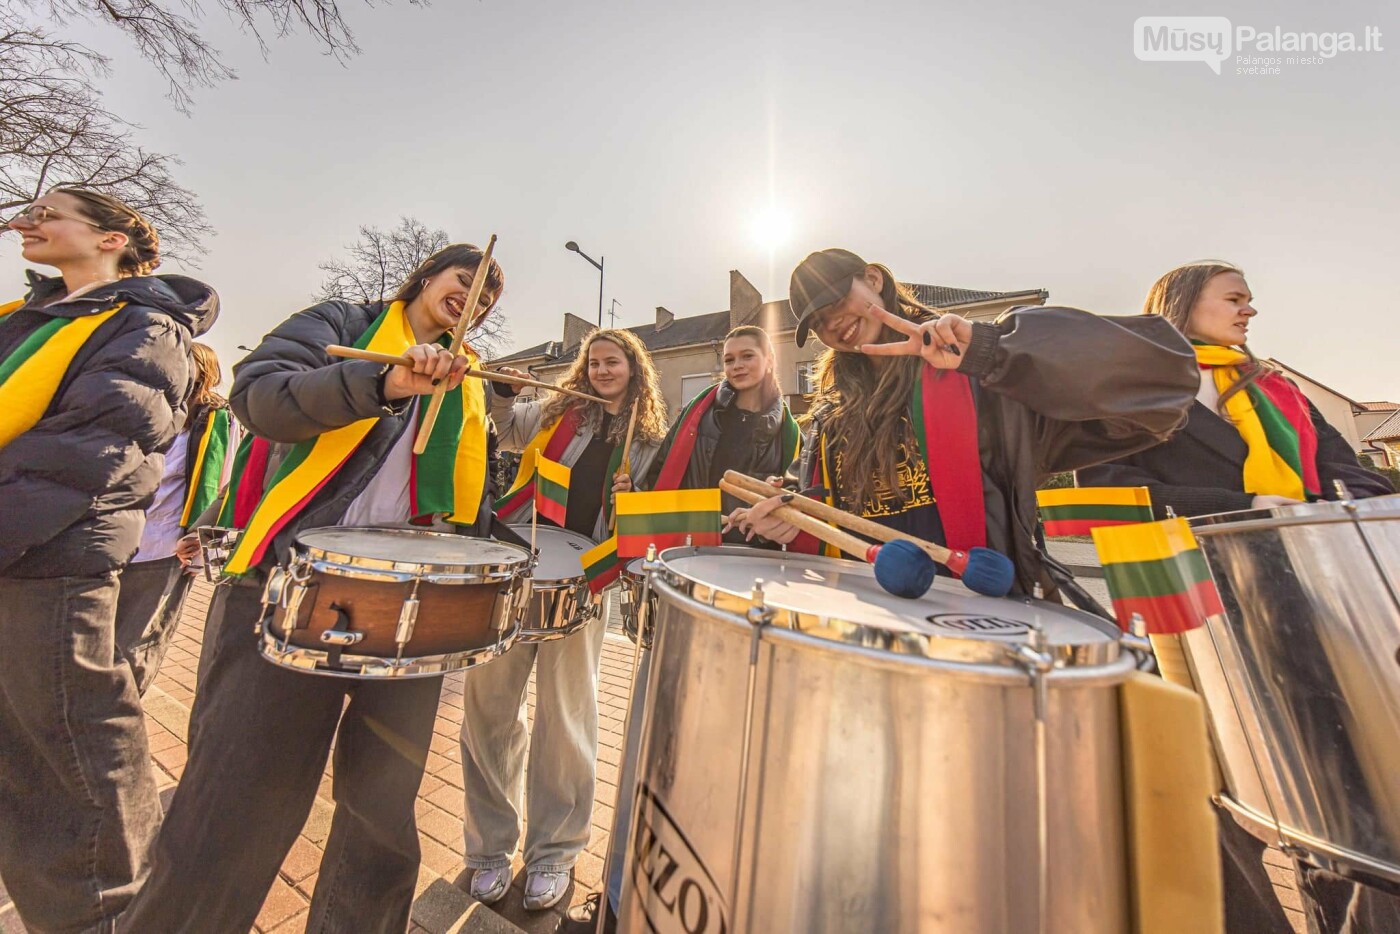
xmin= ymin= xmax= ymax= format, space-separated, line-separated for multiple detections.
xmin=565 ymin=240 xmax=604 ymax=327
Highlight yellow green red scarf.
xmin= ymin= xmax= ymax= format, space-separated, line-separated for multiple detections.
xmin=0 ymin=298 xmax=125 ymax=450
xmin=1194 ymin=344 xmax=1319 ymax=501
xmin=179 ymin=406 xmax=233 ymax=526
xmin=223 ymin=301 xmax=489 ymax=575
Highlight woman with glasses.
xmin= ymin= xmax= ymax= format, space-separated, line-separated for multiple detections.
xmin=0 ymin=187 xmax=218 ymax=932
xmin=727 ymin=247 xmax=1199 ymax=601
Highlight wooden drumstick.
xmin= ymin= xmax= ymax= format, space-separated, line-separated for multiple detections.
xmin=721 ymin=469 xmax=1016 ymax=598
xmin=618 ymin=405 xmax=639 ymax=476
xmin=718 ymin=479 xmax=874 ymax=560
xmin=326 ymin=345 xmax=608 ymax=405
xmin=414 ymin=234 xmax=497 ymax=455
xmin=722 ymin=470 xmax=955 ymax=565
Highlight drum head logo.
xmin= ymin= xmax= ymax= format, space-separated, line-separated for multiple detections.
xmin=631 ymin=783 xmax=729 ymax=934
xmin=926 ymin=613 xmax=1030 ymax=636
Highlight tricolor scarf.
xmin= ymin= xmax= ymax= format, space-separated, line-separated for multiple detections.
xmin=179 ymin=406 xmax=233 ymax=526
xmin=0 ymin=297 xmax=125 ymax=450
xmin=812 ymin=365 xmax=986 ymax=554
xmin=651 ymin=383 xmax=801 ymax=492
xmin=496 ymin=405 xmax=626 ymax=528
xmin=1194 ymin=344 xmax=1319 ymax=501
xmin=222 ymin=301 xmax=489 ymax=575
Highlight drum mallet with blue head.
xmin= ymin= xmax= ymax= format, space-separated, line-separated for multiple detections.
xmin=722 ymin=471 xmax=1015 ymax=598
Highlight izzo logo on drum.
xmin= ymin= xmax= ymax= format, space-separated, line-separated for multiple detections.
xmin=632 ymin=784 xmax=729 ymax=934
xmin=926 ymin=613 xmax=1030 ymax=635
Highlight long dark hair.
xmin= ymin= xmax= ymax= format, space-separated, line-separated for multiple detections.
xmin=811 ymin=263 xmax=936 ymax=509
xmin=392 ymin=243 xmax=505 ymax=337
xmin=1144 ymin=261 xmax=1268 ymax=414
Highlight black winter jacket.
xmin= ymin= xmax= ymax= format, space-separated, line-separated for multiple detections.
xmin=230 ymin=301 xmax=499 ymax=572
xmin=797 ymin=307 xmax=1199 ymax=599
xmin=645 ymin=381 xmax=793 ymax=495
xmin=1078 ymin=398 xmax=1394 ymax=516
xmin=0 ymin=271 xmax=218 ymax=577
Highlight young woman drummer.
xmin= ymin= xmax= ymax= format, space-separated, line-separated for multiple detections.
xmin=730 ymin=247 xmax=1201 ymax=599
xmin=120 ymin=244 xmax=505 ymax=933
xmin=1079 ymin=261 xmax=1397 ymax=934
xmin=463 ymin=328 xmax=667 ymax=912
xmin=0 ymin=187 xmax=216 ymax=933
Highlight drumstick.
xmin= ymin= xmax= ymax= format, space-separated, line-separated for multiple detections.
xmin=720 ymin=478 xmax=937 ymax=599
xmin=722 ymin=470 xmax=1016 ymax=598
xmin=326 ymin=346 xmax=608 ymax=405
xmin=415 ymin=234 xmax=497 ymax=455
xmin=618 ymin=405 xmax=639 ymax=476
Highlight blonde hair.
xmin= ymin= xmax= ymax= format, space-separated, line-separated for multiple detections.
xmin=52 ymin=187 xmax=160 ymax=276
xmin=539 ymin=329 xmax=668 ymax=445
xmin=187 ymin=342 xmax=227 ymax=410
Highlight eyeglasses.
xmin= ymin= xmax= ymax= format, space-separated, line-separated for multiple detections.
xmin=6 ymin=204 xmax=105 ymax=229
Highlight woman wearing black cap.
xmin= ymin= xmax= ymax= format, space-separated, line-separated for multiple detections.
xmin=728 ymin=247 xmax=1201 ymax=600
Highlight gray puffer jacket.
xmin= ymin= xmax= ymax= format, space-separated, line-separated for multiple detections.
xmin=0 ymin=271 xmax=218 ymax=578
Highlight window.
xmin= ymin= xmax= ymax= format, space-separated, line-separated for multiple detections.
xmin=796 ymin=361 xmax=819 ymax=395
xmin=680 ymin=372 xmax=720 ymax=403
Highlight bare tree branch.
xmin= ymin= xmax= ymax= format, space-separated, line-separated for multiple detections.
xmin=317 ymin=216 xmax=512 ymax=358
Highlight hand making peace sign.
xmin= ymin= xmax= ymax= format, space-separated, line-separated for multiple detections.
xmin=857 ymin=304 xmax=973 ymax=370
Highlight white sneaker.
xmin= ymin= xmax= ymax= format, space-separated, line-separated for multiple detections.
xmin=523 ymin=868 xmax=570 ymax=910
xmin=469 ymin=866 xmax=511 ymax=905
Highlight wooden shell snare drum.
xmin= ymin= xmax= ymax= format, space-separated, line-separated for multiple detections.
xmin=258 ymin=527 xmax=532 ymax=679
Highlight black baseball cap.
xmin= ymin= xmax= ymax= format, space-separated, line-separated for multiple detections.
xmin=790 ymin=248 xmax=867 ymax=347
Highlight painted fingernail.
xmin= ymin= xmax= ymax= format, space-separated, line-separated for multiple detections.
xmin=922 ymin=331 xmax=932 ymax=347
xmin=780 ymin=493 xmax=795 ymax=503
xmin=948 ymin=344 xmax=961 ymax=357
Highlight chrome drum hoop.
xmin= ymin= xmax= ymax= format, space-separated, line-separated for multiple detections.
xmin=516 ymin=577 xmax=595 ymax=642
xmin=619 ymin=557 xmax=654 ymax=650
xmin=294 ymin=526 xmax=530 ymax=585
xmin=257 ymin=617 xmax=523 ymax=678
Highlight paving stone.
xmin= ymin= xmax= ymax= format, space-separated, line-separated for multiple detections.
xmin=279 ymin=835 xmax=323 ymax=884
xmin=254 ymin=877 xmax=308 ymax=931
xmin=411 ymin=877 xmax=478 ymax=933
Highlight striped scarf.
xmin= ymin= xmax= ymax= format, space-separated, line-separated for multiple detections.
xmin=651 ymin=383 xmax=801 ymax=491
xmin=496 ymin=405 xmax=627 ymax=531
xmin=1194 ymin=344 xmax=1319 ymax=500
xmin=0 ymin=298 xmax=125 ymax=450
xmin=222 ymin=301 xmax=489 ymax=575
xmin=179 ymin=406 xmax=233 ymax=526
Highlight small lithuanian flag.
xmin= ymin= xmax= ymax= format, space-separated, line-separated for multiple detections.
xmin=534 ymin=456 xmax=570 ymax=526
xmin=615 ymin=488 xmax=722 ymax=559
xmin=581 ymin=535 xmax=621 ymax=595
xmin=1037 ymin=486 xmax=1153 ymax=537
xmin=1092 ymin=518 xmax=1224 ymax=635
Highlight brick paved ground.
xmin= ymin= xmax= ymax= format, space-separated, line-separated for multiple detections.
xmin=0 ymin=561 xmax=1306 ymax=933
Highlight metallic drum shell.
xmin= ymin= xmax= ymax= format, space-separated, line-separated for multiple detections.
xmin=617 ymin=547 xmax=1136 ymax=934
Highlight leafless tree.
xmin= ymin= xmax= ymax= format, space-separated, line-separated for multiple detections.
xmin=317 ymin=216 xmax=512 ymax=357
xmin=1 ymin=0 xmax=423 ymax=260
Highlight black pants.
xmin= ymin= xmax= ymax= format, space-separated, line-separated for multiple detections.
xmin=1298 ymin=862 xmax=1400 ymax=934
xmin=118 ymin=581 xmax=444 ymax=934
xmin=1215 ymin=803 xmax=1292 ymax=933
xmin=0 ymin=574 xmax=162 ymax=934
xmin=113 ymin=555 xmax=193 ymax=696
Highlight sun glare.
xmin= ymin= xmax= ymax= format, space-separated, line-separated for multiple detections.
xmin=750 ymin=206 xmax=793 ymax=251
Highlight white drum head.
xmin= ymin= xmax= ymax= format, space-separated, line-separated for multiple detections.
xmin=509 ymin=524 xmax=596 ymax=584
xmin=297 ymin=526 xmax=529 ymax=569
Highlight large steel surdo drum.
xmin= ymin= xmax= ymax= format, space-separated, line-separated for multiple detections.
xmin=1180 ymin=494 xmax=1400 ymax=887
xmin=259 ymin=527 xmax=531 ymax=678
xmin=618 ymin=546 xmax=1139 ymax=934
xmin=509 ymin=523 xmax=597 ymax=642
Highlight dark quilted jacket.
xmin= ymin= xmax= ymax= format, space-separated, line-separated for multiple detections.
xmin=0 ymin=271 xmax=219 ymax=577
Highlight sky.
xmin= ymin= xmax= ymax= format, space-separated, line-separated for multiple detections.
xmin=4 ymin=0 xmax=1397 ymax=399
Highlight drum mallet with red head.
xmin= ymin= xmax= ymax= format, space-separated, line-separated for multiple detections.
xmin=721 ymin=479 xmax=944 ymax=599
xmin=722 ymin=471 xmax=1015 ymax=598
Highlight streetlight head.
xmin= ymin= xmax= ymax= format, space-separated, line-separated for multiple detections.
xmin=564 ymin=241 xmax=580 ymax=253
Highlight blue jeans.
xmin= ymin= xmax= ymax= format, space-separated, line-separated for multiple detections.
xmin=0 ymin=574 xmax=162 ymax=934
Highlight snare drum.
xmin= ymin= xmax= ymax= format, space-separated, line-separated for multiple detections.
xmin=510 ymin=524 xmax=597 ymax=642
xmin=619 ymin=546 xmax=1138 ymax=934
xmin=259 ymin=527 xmax=531 ymax=679
xmin=619 ymin=556 xmax=654 ymax=649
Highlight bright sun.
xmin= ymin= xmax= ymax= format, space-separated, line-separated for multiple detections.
xmin=750 ymin=207 xmax=793 ymax=251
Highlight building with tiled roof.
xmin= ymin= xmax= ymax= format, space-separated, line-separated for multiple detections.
xmin=496 ymin=270 xmax=1047 ymax=415
xmin=1364 ymin=409 xmax=1400 ymax=467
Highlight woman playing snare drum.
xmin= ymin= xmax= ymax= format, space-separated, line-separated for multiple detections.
xmin=465 ymin=328 xmax=667 ymax=912
xmin=121 ymin=244 xmax=505 ymax=934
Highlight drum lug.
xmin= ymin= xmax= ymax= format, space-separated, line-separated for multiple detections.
xmin=394 ymin=579 xmax=423 ymax=657
xmin=321 ymin=603 xmax=364 ymax=648
xmin=1119 ymin=613 xmax=1156 ymax=670
xmin=746 ymin=579 xmax=775 ymax=628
